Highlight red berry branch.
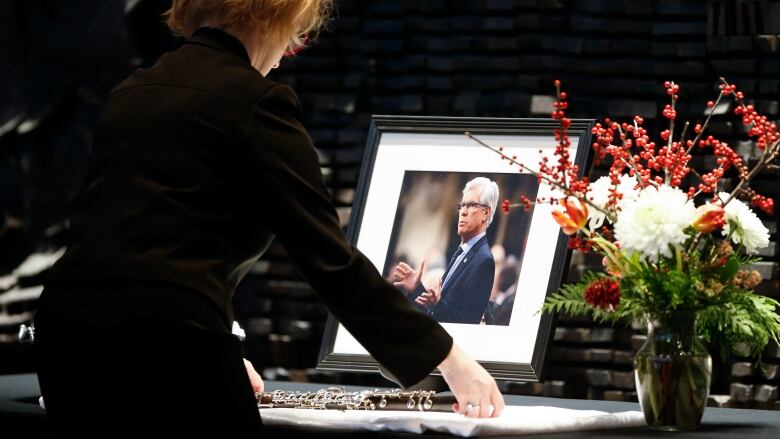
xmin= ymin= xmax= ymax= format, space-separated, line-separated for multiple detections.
xmin=468 ymin=78 xmax=778 ymax=224
xmin=466 ymin=81 xmax=613 ymax=221
xmin=717 ymin=78 xmax=779 ymax=214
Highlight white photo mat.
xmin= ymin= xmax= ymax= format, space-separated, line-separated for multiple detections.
xmin=331 ymin=131 xmax=579 ymax=365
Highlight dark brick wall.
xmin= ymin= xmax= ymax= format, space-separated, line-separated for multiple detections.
xmin=253 ymin=0 xmax=780 ymax=404
xmin=1 ymin=0 xmax=778 ymax=405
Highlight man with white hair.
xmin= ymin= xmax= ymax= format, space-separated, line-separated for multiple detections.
xmin=393 ymin=177 xmax=498 ymax=324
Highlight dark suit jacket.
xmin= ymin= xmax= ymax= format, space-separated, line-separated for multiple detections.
xmin=493 ymin=292 xmax=516 ymax=325
xmin=411 ymin=235 xmax=495 ymax=324
xmin=484 ymin=291 xmax=515 ymax=326
xmin=41 ymin=27 xmax=451 ymax=387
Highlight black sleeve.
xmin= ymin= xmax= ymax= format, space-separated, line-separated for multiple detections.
xmin=245 ymin=84 xmax=453 ymax=387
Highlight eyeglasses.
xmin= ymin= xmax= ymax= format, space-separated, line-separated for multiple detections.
xmin=456 ymin=202 xmax=488 ymax=212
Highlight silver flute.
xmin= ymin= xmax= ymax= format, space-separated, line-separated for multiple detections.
xmin=256 ymin=387 xmax=456 ymax=412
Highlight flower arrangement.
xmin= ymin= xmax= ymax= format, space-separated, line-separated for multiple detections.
xmin=468 ymin=78 xmax=780 ymax=360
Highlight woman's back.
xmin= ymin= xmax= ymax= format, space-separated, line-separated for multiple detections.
xmin=45 ymin=28 xmax=285 ymax=320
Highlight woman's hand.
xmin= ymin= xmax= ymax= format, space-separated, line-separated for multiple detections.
xmin=438 ymin=343 xmax=504 ymax=418
xmin=243 ymin=358 xmax=264 ymax=393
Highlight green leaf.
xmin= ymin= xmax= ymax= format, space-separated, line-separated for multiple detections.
xmin=720 ymin=255 xmax=740 ymax=283
xmin=696 ymin=292 xmax=780 ymax=362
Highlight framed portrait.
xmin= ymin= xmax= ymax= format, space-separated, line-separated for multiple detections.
xmin=318 ymin=116 xmax=595 ymax=381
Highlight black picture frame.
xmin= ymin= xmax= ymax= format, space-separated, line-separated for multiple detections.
xmin=318 ymin=116 xmax=595 ymax=382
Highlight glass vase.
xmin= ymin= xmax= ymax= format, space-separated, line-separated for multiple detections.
xmin=633 ymin=314 xmax=712 ymax=431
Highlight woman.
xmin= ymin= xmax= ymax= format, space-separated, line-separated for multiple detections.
xmin=34 ymin=1 xmax=504 ymax=436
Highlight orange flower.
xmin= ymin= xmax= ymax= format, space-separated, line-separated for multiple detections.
xmin=692 ymin=204 xmax=725 ymax=233
xmin=552 ymin=197 xmax=588 ymax=235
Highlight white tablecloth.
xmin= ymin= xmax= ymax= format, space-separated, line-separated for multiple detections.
xmin=259 ymin=405 xmax=646 ymax=436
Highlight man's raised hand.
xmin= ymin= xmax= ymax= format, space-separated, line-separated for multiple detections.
xmin=391 ymin=259 xmax=425 ymax=293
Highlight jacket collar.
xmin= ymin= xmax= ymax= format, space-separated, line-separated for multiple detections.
xmin=188 ymin=27 xmax=251 ymax=64
xmin=459 ymin=231 xmax=486 ymax=255
xmin=443 ymin=234 xmax=489 ymax=290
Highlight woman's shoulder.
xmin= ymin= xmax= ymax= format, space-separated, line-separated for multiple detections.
xmin=111 ymin=43 xmax=283 ymax=115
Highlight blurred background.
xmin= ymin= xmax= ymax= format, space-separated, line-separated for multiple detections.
xmin=1 ymin=0 xmax=778 ymax=409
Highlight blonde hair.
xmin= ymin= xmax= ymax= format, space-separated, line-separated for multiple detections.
xmin=164 ymin=0 xmax=333 ymax=53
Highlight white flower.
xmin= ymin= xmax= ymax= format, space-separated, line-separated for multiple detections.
xmin=719 ymin=193 xmax=769 ymax=254
xmin=586 ymin=174 xmax=640 ymax=229
xmin=614 ymin=185 xmax=696 ymax=262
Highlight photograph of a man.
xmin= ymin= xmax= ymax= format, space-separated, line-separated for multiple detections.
xmin=392 ymin=177 xmax=498 ymax=324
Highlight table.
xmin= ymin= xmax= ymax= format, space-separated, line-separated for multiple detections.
xmin=1 ymin=374 xmax=778 ymax=438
